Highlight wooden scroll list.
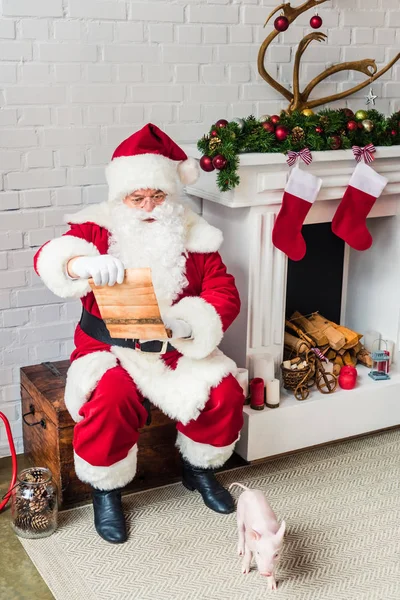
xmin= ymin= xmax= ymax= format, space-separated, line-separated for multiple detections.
xmin=89 ymin=268 xmax=170 ymax=341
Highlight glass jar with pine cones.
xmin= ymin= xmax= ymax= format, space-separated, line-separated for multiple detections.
xmin=11 ymin=467 xmax=58 ymax=539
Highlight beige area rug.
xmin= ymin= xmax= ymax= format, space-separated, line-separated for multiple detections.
xmin=19 ymin=429 xmax=400 ymax=600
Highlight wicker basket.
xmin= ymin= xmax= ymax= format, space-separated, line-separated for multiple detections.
xmin=281 ymin=363 xmax=311 ymax=392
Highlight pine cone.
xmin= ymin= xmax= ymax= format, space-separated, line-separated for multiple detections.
xmin=32 ymin=484 xmax=47 ymax=499
xmin=291 ymin=126 xmax=305 ymax=144
xmin=14 ymin=514 xmax=32 ymax=531
xmin=30 ymin=513 xmax=49 ymax=532
xmin=29 ymin=498 xmax=48 ymax=513
xmin=209 ymin=136 xmax=221 ymax=151
xmin=29 ymin=469 xmax=47 ymax=483
xmin=15 ymin=497 xmax=30 ymax=514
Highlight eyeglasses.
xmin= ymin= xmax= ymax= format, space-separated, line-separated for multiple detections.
xmin=126 ymin=192 xmax=167 ymax=206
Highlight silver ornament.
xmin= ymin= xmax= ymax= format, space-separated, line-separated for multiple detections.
xmin=362 ymin=119 xmax=374 ymax=132
xmin=259 ymin=114 xmax=270 ymax=123
xmin=232 ymin=117 xmax=244 ymax=130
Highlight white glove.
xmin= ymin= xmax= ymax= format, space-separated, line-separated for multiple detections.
xmin=164 ymin=318 xmax=192 ymax=339
xmin=71 ymin=255 xmax=125 ymax=286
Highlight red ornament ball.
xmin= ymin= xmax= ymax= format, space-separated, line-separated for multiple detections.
xmin=212 ymin=154 xmax=228 ymax=170
xmin=310 ymin=15 xmax=323 ymax=29
xmin=391 ymin=130 xmax=397 ymax=136
xmin=270 ymin=114 xmax=281 ymax=125
xmin=262 ymin=122 xmax=275 ymax=133
xmin=342 ymin=108 xmax=354 ymax=118
xmin=275 ymin=125 xmax=290 ymax=142
xmin=211 ymin=129 xmax=219 ymax=137
xmin=347 ymin=120 xmax=358 ymax=131
xmin=338 ymin=366 xmax=357 ymax=390
xmin=358 ymin=123 xmax=364 ymax=129
xmin=200 ymin=155 xmax=215 ymax=172
xmin=215 ymin=119 xmax=228 ymax=129
xmin=330 ymin=135 xmax=341 ymax=150
xmin=274 ymin=15 xmax=289 ymax=32
xmin=315 ymin=126 xmax=323 ymax=134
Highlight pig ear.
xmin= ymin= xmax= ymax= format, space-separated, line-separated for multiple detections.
xmin=275 ymin=520 xmax=286 ymax=542
xmin=250 ymin=529 xmax=261 ymax=541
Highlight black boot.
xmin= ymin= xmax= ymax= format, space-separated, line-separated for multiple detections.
xmin=92 ymin=488 xmax=127 ymax=543
xmin=181 ymin=460 xmax=235 ymax=514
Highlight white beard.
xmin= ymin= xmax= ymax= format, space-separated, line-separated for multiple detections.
xmin=108 ymin=199 xmax=188 ymax=313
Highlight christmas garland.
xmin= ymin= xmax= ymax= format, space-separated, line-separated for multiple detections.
xmin=197 ymin=109 xmax=400 ymax=192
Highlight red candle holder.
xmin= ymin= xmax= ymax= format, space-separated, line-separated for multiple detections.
xmin=250 ymin=378 xmax=265 ymax=410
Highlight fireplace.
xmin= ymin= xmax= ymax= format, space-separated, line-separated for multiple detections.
xmin=183 ymin=144 xmax=400 ymax=461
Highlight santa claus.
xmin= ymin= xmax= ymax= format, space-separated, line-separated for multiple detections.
xmin=34 ymin=123 xmax=244 ymax=543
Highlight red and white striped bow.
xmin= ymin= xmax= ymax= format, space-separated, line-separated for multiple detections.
xmin=352 ymin=144 xmax=376 ymax=164
xmin=286 ymin=148 xmax=313 ymax=167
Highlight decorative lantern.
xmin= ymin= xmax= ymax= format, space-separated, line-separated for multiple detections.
xmin=369 ymin=341 xmax=390 ymax=381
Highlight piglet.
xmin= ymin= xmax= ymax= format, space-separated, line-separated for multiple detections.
xmin=229 ymin=482 xmax=285 ymax=591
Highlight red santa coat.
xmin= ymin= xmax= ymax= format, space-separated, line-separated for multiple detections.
xmin=34 ymin=203 xmax=243 ymax=478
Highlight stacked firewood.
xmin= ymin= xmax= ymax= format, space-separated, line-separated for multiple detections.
xmin=284 ymin=311 xmax=373 ymax=376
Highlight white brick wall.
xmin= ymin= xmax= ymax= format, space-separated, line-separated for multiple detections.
xmin=1 ymin=0 xmax=400 ymax=455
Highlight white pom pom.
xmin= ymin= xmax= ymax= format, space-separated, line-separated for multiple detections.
xmin=177 ymin=157 xmax=200 ymax=185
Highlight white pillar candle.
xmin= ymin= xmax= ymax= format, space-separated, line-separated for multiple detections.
xmin=266 ymin=378 xmax=280 ymax=409
xmin=252 ymin=354 xmax=275 ymax=382
xmin=236 ymin=368 xmax=249 ymax=398
xmin=364 ymin=330 xmax=381 ymax=353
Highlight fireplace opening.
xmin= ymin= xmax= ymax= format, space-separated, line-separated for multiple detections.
xmin=285 ymin=223 xmax=345 ymax=324
xmin=282 ymin=216 xmax=398 ymax=395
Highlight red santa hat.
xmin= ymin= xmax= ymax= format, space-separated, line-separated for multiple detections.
xmin=105 ymin=123 xmax=199 ymax=202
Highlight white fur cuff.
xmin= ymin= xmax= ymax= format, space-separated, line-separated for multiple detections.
xmin=166 ymin=297 xmax=223 ymax=359
xmin=176 ymin=431 xmax=237 ymax=468
xmin=36 ymin=235 xmax=100 ymax=298
xmin=74 ymin=445 xmax=138 ymax=490
xmin=65 ymin=352 xmax=118 ymax=422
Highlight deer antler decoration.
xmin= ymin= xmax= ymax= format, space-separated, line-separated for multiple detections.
xmin=258 ymin=0 xmax=400 ymax=113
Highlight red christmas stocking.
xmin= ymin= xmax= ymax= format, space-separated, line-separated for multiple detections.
xmin=332 ymin=162 xmax=388 ymax=251
xmin=272 ymin=166 xmax=322 ymax=261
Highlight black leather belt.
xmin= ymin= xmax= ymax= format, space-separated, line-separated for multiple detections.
xmin=79 ymin=308 xmax=174 ymax=353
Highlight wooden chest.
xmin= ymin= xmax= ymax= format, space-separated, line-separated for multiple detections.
xmin=21 ymin=360 xmax=180 ymax=508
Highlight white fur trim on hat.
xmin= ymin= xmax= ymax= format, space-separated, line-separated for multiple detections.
xmin=177 ymin=157 xmax=200 ymax=185
xmin=65 ymin=351 xmax=118 ymax=422
xmin=36 ymin=235 xmax=100 ymax=299
xmin=106 ymin=153 xmax=180 ymax=201
xmin=164 ymin=296 xmax=224 ymax=359
xmin=74 ymin=445 xmax=137 ymax=490
xmin=176 ymin=431 xmax=238 ymax=468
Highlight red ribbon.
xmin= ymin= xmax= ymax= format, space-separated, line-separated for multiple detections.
xmin=352 ymin=143 xmax=376 ymax=164
xmin=286 ymin=148 xmax=313 ymax=167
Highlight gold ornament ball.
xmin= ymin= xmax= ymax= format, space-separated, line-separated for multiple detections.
xmin=362 ymin=119 xmax=374 ymax=132
xmin=259 ymin=114 xmax=270 ymax=123
xmin=301 ymin=109 xmax=314 ymax=117
xmin=355 ymin=110 xmax=368 ymax=121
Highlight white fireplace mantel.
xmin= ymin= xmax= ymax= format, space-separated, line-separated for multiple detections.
xmin=183 ymin=144 xmax=400 ymax=210
xmin=182 ymin=144 xmax=400 ymax=461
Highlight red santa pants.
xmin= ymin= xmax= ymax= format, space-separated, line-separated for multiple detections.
xmin=73 ymin=365 xmax=244 ymax=489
